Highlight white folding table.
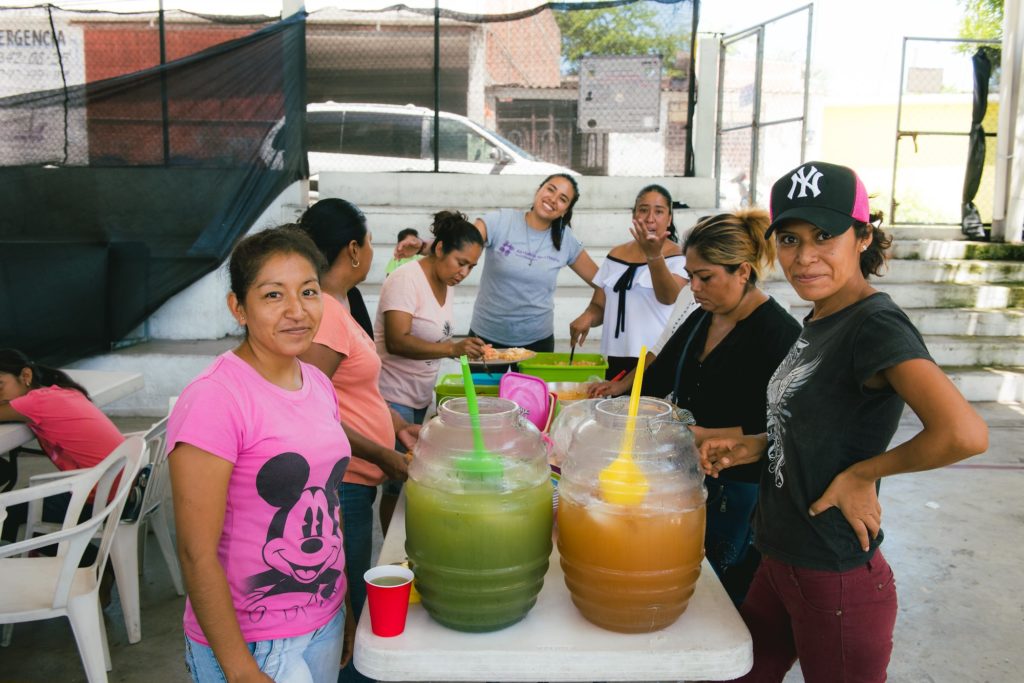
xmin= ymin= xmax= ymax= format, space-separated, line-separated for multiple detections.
xmin=0 ymin=369 xmax=145 ymax=454
xmin=354 ymin=494 xmax=753 ymax=681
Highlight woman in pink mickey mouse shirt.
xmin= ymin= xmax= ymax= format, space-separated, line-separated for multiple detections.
xmin=168 ymin=226 xmax=353 ymax=683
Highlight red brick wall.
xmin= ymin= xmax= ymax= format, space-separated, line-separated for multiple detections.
xmin=485 ymin=10 xmax=561 ymax=88
xmin=82 ymin=23 xmax=281 ymax=165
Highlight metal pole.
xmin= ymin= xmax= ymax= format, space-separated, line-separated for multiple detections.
xmin=890 ymin=37 xmax=909 ymax=225
xmin=749 ymin=27 xmax=764 ymax=205
xmin=685 ymin=0 xmax=700 ymax=176
xmin=433 ymin=0 xmax=440 ymax=173
xmin=800 ymin=4 xmax=812 ymax=162
xmin=714 ymin=35 xmax=727 ymax=208
xmin=1002 ymin=0 xmax=1024 ymax=241
xmin=993 ymin=0 xmax=1023 ymax=241
xmin=159 ymin=0 xmax=170 ymax=165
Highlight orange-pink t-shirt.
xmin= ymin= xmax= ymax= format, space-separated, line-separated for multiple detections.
xmin=10 ymin=385 xmax=125 ymax=471
xmin=374 ymin=260 xmax=454 ymax=409
xmin=314 ymin=294 xmax=396 ymax=486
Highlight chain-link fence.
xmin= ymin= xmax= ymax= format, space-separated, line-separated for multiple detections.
xmin=306 ymin=0 xmax=695 ymax=177
xmin=0 ymin=5 xmax=280 ymax=167
xmin=891 ymin=37 xmax=1000 ymax=227
xmin=0 ymin=2 xmax=694 ymax=176
xmin=715 ymin=4 xmax=811 ymax=209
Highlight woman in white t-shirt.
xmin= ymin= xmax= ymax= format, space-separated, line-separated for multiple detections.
xmin=570 ymin=184 xmax=690 ymax=379
xmin=374 ymin=211 xmax=486 ymax=425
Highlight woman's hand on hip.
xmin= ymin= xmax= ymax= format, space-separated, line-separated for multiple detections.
xmin=809 ymin=467 xmax=881 ymax=552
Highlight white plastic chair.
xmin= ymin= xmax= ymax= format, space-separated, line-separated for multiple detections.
xmin=24 ymin=416 xmax=183 ymax=644
xmin=0 ymin=436 xmax=145 ymax=683
xmin=111 ymin=416 xmax=183 ymax=643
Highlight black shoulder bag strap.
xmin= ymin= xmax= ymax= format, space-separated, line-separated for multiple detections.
xmin=671 ymin=309 xmax=709 ymax=405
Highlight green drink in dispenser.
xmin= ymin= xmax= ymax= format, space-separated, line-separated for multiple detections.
xmin=405 ymin=396 xmax=552 ymax=632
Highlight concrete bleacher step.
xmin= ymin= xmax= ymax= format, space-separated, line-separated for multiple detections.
xmin=943 ymin=366 xmax=1024 ymax=403
xmin=786 ymin=307 xmax=1024 ymax=337
xmin=890 ymin=239 xmax=1024 ymax=260
xmin=887 ymin=225 xmax=965 ymax=241
xmin=356 ymin=280 xmax=1024 ymax=330
xmin=361 ymin=205 xmax=712 ymax=248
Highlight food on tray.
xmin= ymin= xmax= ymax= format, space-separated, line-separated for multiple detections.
xmin=481 ymin=345 xmax=534 ymax=362
xmin=548 ymin=359 xmax=601 ymax=367
xmin=555 ymin=389 xmax=589 ymax=401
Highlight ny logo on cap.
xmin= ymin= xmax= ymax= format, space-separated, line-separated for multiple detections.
xmin=787 ymin=165 xmax=823 ymax=200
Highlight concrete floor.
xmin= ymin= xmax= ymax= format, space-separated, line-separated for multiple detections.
xmin=2 ymin=403 xmax=1022 ymax=683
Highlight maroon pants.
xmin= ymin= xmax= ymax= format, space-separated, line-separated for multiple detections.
xmin=733 ymin=552 xmax=898 ymax=683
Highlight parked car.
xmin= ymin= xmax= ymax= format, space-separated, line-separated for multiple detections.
xmin=262 ymin=102 xmax=575 ymax=180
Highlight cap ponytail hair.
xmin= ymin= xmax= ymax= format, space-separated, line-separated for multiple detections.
xmin=0 ymin=348 xmax=90 ymax=398
xmin=854 ymin=210 xmax=891 ymax=278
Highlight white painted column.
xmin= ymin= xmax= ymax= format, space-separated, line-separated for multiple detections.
xmin=992 ymin=0 xmax=1024 ymax=242
xmin=693 ymin=34 xmax=720 ymax=180
xmin=467 ymin=25 xmax=488 ymax=124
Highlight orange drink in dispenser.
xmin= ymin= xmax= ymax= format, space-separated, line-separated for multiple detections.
xmin=550 ymin=397 xmax=706 ymax=633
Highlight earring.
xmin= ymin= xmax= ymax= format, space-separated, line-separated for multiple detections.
xmin=351 ymin=258 xmax=360 ymax=268
xmin=860 ymin=245 xmax=867 ymax=252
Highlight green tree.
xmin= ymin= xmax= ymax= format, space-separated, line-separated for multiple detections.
xmin=959 ymin=0 xmax=1003 ymax=40
xmin=554 ymin=3 xmax=690 ymax=78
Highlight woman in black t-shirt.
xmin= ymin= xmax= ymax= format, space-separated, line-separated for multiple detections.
xmin=701 ymin=162 xmax=988 ymax=683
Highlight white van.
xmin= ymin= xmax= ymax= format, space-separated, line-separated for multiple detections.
xmin=301 ymin=102 xmax=573 ymax=177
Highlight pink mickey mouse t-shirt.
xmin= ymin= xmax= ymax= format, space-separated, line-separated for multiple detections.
xmin=167 ymin=351 xmax=351 ymax=644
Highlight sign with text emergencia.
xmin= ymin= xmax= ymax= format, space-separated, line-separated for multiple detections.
xmin=0 ymin=18 xmax=87 ymax=165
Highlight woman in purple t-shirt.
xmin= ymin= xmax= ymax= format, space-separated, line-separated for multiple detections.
xmin=168 ymin=227 xmax=353 ymax=683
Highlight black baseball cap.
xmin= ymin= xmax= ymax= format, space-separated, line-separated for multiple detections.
xmin=766 ymin=161 xmax=870 ymax=238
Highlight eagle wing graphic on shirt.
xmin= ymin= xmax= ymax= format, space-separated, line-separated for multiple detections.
xmin=766 ymin=338 xmax=821 ymax=488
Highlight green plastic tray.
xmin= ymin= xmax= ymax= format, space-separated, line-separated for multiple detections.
xmin=517 ymin=352 xmax=608 ymax=382
xmin=434 ymin=373 xmax=501 ymax=406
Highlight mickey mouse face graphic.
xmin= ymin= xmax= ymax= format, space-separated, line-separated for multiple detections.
xmin=244 ymin=452 xmax=349 ymax=620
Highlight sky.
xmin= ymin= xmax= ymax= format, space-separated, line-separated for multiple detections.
xmin=700 ymin=0 xmax=969 ymax=101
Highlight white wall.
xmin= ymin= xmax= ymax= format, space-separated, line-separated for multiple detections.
xmin=144 ymin=180 xmax=308 ymax=340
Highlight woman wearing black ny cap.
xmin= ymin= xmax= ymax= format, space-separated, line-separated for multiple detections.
xmin=700 ymin=161 xmax=988 ymax=682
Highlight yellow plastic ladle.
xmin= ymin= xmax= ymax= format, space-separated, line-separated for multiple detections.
xmin=598 ymin=346 xmax=650 ymax=506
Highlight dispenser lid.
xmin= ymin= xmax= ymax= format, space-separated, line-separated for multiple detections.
xmin=499 ymin=372 xmax=551 ymax=432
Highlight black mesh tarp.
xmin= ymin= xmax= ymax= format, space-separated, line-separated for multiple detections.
xmin=0 ymin=12 xmax=306 ymax=365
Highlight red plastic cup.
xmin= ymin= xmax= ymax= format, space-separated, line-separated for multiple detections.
xmin=363 ymin=565 xmax=415 ymax=637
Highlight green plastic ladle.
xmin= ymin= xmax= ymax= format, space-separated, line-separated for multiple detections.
xmin=457 ymin=355 xmax=504 ymax=480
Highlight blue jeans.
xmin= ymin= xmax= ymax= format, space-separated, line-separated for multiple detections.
xmin=338 ymin=482 xmax=375 ymax=683
xmin=705 ymin=476 xmax=761 ymax=606
xmin=184 ymin=608 xmax=344 ymax=683
xmin=383 ymin=401 xmax=427 ymax=497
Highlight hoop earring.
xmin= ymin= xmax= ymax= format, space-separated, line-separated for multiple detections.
xmin=351 ymin=258 xmax=360 ymax=268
